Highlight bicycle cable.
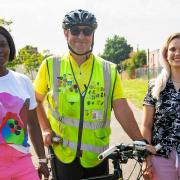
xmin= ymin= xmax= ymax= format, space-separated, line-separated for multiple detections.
xmin=126 ymin=159 xmax=138 ymax=180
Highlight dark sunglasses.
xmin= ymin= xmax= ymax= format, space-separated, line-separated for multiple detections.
xmin=70 ymin=27 xmax=94 ymax=36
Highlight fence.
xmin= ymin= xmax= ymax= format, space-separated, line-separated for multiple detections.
xmin=135 ymin=67 xmax=162 ymax=80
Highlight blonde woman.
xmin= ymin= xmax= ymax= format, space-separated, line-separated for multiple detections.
xmin=141 ymin=33 xmax=180 ymax=180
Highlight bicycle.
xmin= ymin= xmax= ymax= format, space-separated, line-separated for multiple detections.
xmin=81 ymin=141 xmax=161 ymax=180
xmin=46 ymin=137 xmax=161 ymax=180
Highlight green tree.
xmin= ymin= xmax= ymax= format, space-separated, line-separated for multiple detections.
xmin=16 ymin=45 xmax=47 ymax=79
xmin=122 ymin=50 xmax=147 ymax=77
xmin=0 ymin=18 xmax=13 ymax=31
xmin=6 ymin=60 xmax=17 ymax=71
xmin=133 ymin=50 xmax=146 ymax=67
xmin=101 ymin=35 xmax=132 ymax=64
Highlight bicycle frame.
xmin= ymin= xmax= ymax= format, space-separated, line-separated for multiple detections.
xmin=48 ymin=146 xmax=58 ymax=180
xmin=82 ymin=152 xmax=125 ymax=180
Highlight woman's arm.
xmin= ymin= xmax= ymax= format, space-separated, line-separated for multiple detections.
xmin=28 ymin=108 xmax=49 ymax=178
xmin=141 ymin=105 xmax=155 ymax=180
xmin=141 ymin=105 xmax=155 ymax=144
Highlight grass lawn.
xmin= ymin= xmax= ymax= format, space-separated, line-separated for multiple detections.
xmin=121 ymin=79 xmax=149 ymax=109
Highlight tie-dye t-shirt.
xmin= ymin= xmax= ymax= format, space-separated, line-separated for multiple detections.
xmin=0 ymin=70 xmax=37 ymax=153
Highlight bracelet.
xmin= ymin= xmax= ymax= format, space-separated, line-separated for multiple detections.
xmin=39 ymin=158 xmax=48 ymax=164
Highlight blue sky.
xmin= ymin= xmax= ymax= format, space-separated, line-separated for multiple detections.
xmin=0 ymin=0 xmax=179 ymax=55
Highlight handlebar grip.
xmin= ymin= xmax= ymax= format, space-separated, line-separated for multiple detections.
xmin=52 ymin=136 xmax=62 ymax=143
xmin=98 ymin=145 xmax=117 ymax=160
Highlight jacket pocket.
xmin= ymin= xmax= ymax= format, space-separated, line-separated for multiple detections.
xmin=62 ymin=94 xmax=80 ymax=117
xmin=94 ymin=128 xmax=111 ymax=145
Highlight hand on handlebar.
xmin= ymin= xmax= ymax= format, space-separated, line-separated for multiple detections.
xmin=42 ymin=129 xmax=63 ymax=146
xmin=133 ymin=141 xmax=156 ymax=155
xmin=134 ymin=140 xmax=161 ymax=155
xmin=145 ymin=144 xmax=156 ymax=155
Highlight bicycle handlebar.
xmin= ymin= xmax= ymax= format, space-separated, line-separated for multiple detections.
xmin=50 ymin=137 xmax=162 ymax=180
xmin=98 ymin=141 xmax=162 ymax=160
xmin=51 ymin=136 xmax=162 ymax=162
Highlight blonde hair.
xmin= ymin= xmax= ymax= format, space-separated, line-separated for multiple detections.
xmin=152 ymin=32 xmax=180 ymax=99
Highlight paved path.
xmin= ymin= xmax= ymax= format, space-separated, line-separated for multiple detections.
xmin=109 ymin=101 xmax=142 ymax=179
xmin=30 ymin=101 xmax=143 ymax=179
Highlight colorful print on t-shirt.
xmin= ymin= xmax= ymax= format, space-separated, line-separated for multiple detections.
xmin=0 ymin=92 xmax=29 ymax=147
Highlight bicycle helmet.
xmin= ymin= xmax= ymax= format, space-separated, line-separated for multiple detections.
xmin=62 ymin=9 xmax=97 ymax=30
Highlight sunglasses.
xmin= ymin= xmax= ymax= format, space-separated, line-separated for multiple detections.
xmin=69 ymin=27 xmax=94 ymax=36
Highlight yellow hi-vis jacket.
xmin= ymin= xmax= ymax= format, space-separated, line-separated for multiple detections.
xmin=46 ymin=54 xmax=117 ymax=167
